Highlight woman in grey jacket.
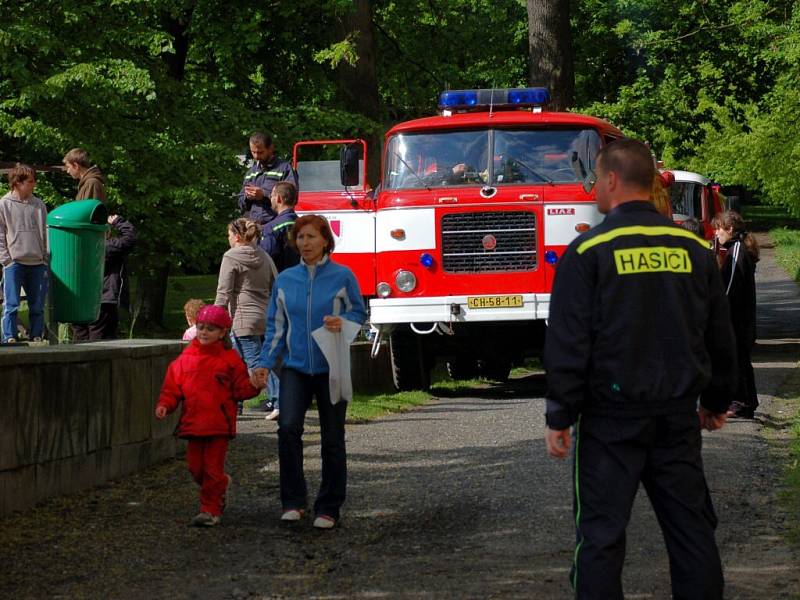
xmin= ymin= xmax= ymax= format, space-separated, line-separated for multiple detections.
xmin=215 ymin=218 xmax=278 ymax=413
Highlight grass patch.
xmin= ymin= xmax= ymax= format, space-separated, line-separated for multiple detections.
xmin=763 ymin=221 xmax=800 ymax=547
xmin=770 ymin=227 xmax=800 ymax=283
xmin=346 ymin=390 xmax=431 ymax=422
xmin=126 ymin=273 xmax=217 ymax=338
xmin=743 ymin=204 xmax=800 ymax=232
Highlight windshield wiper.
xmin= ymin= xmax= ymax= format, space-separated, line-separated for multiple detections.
xmin=391 ymin=151 xmax=431 ymax=191
xmin=571 ymin=151 xmax=587 ymax=180
xmin=506 ymin=156 xmax=553 ymax=184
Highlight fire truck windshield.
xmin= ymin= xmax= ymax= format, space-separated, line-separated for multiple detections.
xmin=384 ymin=128 xmax=602 ymax=190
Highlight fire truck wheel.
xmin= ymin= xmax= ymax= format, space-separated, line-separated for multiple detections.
xmin=446 ymin=356 xmax=480 ymax=381
xmin=389 ymin=329 xmax=432 ymax=391
xmin=481 ymin=359 xmax=511 ymax=382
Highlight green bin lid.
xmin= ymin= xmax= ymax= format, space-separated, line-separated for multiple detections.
xmin=47 ymin=199 xmax=109 ymax=230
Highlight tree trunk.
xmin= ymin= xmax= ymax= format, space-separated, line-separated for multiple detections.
xmin=335 ymin=0 xmax=382 ymax=186
xmin=131 ymin=262 xmax=171 ymax=331
xmin=526 ymin=0 xmax=574 ymax=111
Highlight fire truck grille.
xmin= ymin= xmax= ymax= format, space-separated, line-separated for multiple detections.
xmin=440 ymin=211 xmax=537 ymax=273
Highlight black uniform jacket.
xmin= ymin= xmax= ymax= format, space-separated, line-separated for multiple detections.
xmin=237 ymin=156 xmax=298 ymax=224
xmin=544 ymin=201 xmax=737 ymax=430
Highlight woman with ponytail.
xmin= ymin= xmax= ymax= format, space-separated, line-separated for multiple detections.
xmin=215 ymin=218 xmax=278 ymax=414
xmin=712 ymin=210 xmax=759 ymax=418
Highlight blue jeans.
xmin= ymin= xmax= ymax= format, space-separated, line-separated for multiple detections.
xmin=233 ymin=334 xmax=263 ymax=370
xmin=2 ymin=263 xmax=48 ymax=341
xmin=278 ymin=368 xmax=347 ymax=519
xmin=233 ymin=334 xmax=262 ymax=402
xmin=268 ymin=370 xmax=280 ymax=410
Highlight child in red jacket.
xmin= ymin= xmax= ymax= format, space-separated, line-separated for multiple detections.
xmin=156 ymin=305 xmax=259 ymax=527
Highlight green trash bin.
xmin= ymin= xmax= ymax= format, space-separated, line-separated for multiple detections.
xmin=46 ymin=199 xmax=109 ymax=323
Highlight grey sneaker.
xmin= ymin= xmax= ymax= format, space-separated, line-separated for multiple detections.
xmin=281 ymin=508 xmax=305 ymax=522
xmin=191 ymin=512 xmax=221 ymax=527
xmin=313 ymin=515 xmax=336 ymax=529
xmin=265 ymin=409 xmax=280 ymax=421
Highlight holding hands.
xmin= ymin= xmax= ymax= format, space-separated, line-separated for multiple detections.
xmin=250 ymin=367 xmax=269 ymax=389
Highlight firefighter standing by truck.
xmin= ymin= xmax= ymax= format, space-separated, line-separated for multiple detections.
xmin=238 ymin=132 xmax=298 ymax=224
xmin=543 ymin=139 xmax=737 ymax=599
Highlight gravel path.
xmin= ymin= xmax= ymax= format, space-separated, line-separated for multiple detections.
xmin=1 ymin=234 xmax=799 ymax=599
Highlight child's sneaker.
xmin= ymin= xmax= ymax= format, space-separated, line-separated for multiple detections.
xmin=265 ymin=409 xmax=280 ymax=421
xmin=190 ymin=512 xmax=221 ymax=527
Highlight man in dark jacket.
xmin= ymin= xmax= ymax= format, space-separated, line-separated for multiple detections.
xmin=238 ymin=132 xmax=298 ymax=224
xmin=73 ymin=215 xmax=136 ymax=341
xmin=544 ymin=139 xmax=737 ymax=600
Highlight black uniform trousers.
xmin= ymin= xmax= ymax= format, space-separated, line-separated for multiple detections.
xmin=72 ymin=304 xmax=119 ymax=342
xmin=571 ymin=411 xmax=723 ymax=600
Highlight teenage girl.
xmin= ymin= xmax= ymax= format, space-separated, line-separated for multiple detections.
xmin=712 ymin=210 xmax=759 ymax=418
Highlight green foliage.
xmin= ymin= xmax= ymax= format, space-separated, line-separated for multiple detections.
xmin=3 ymin=0 xmax=800 ymax=293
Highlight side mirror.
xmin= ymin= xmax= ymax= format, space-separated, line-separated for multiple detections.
xmin=340 ymin=144 xmax=361 ymax=187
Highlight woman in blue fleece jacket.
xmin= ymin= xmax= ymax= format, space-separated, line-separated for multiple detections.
xmin=252 ymin=214 xmax=366 ymax=529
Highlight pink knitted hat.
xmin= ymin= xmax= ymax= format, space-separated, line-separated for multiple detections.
xmin=196 ymin=305 xmax=232 ymax=329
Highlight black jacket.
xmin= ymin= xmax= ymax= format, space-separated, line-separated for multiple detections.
xmin=544 ymin=201 xmax=737 ymax=430
xmin=102 ymin=217 xmax=136 ymax=304
xmin=720 ymin=236 xmax=757 ymax=349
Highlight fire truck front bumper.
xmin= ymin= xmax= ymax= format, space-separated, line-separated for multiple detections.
xmin=369 ymin=293 xmax=550 ymax=326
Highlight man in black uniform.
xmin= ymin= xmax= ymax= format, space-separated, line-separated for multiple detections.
xmin=238 ymin=132 xmax=298 ymax=224
xmin=544 ymin=139 xmax=737 ymax=600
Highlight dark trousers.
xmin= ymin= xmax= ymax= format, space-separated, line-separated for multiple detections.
xmin=186 ymin=436 xmax=230 ymax=516
xmin=571 ymin=412 xmax=723 ymax=600
xmin=278 ymin=368 xmax=347 ymax=519
xmin=72 ymin=303 xmax=119 ymax=342
xmin=735 ymin=341 xmax=758 ymax=411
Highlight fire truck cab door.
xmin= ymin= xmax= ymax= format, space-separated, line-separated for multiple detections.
xmin=293 ymin=139 xmax=375 ymax=296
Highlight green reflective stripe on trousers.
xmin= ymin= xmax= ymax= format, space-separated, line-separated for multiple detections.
xmin=571 ymin=415 xmax=583 ymax=592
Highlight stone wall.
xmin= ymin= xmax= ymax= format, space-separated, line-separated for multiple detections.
xmin=1 ymin=339 xmax=395 ymax=517
xmin=0 ymin=340 xmax=184 ymax=517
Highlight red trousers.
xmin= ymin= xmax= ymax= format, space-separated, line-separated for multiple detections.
xmin=186 ymin=436 xmax=230 ymax=516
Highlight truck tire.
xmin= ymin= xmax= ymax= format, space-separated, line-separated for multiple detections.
xmin=446 ymin=355 xmax=480 ymax=380
xmin=389 ymin=329 xmax=431 ymax=391
xmin=481 ymin=359 xmax=511 ymax=382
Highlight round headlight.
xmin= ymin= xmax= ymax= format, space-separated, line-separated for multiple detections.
xmin=395 ymin=270 xmax=417 ymax=292
xmin=376 ymin=282 xmax=392 ymax=298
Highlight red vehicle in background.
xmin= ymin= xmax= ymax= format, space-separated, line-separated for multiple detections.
xmin=665 ymin=170 xmax=727 ymax=240
xmin=296 ymin=88 xmax=625 ymax=389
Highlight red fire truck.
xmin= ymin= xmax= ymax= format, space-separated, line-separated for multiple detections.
xmin=666 ymin=170 xmax=727 ymax=240
xmin=295 ymin=88 xmax=624 ymax=390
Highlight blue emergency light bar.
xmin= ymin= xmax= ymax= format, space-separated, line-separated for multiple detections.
xmin=438 ymin=87 xmax=550 ymax=112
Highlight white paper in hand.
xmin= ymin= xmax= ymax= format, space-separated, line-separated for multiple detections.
xmin=311 ymin=319 xmax=361 ymax=404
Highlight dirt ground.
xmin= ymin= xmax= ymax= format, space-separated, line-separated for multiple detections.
xmin=1 ymin=235 xmax=799 ymax=599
